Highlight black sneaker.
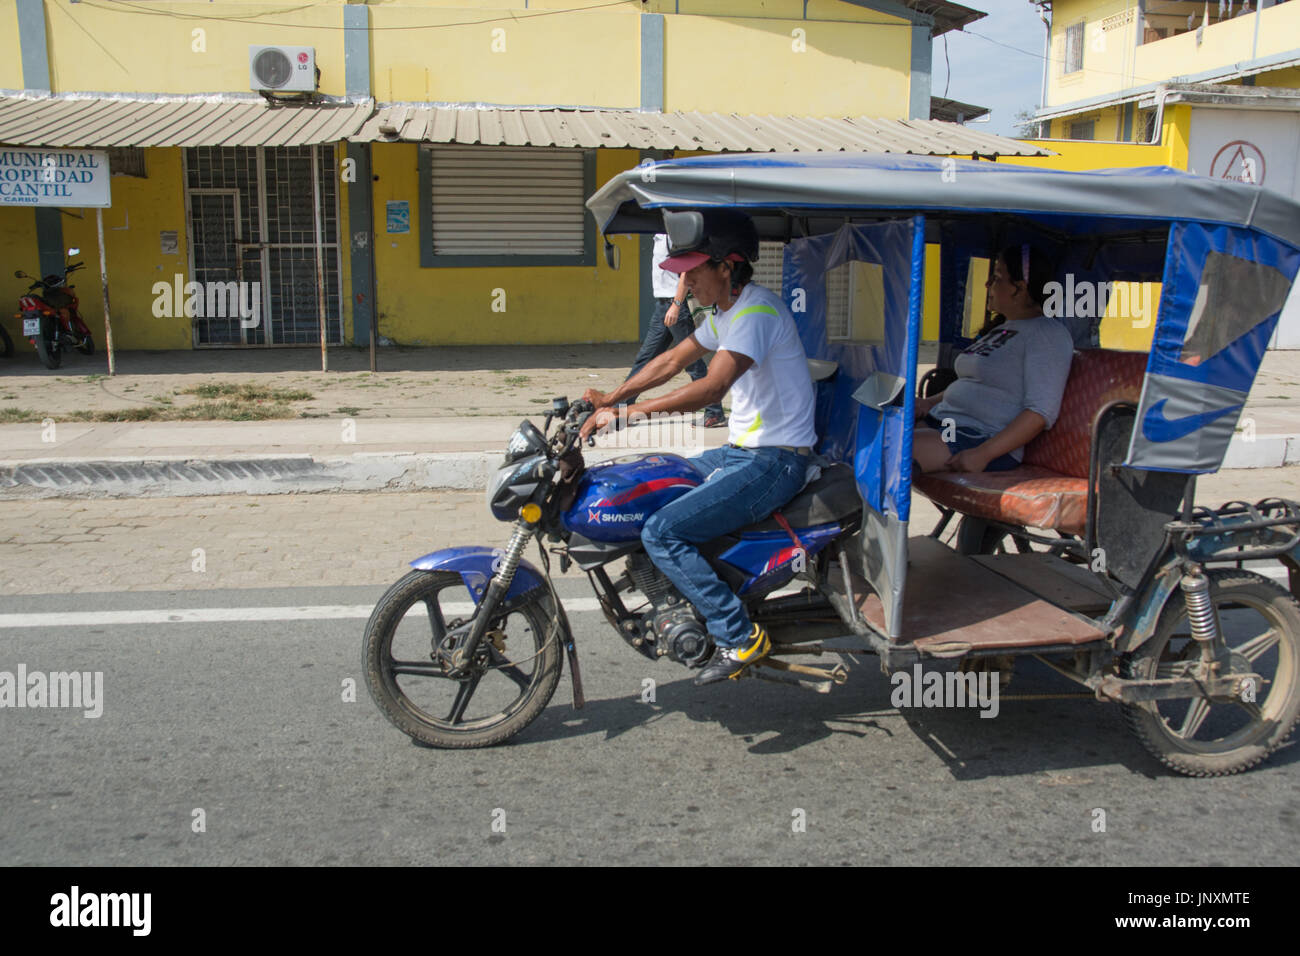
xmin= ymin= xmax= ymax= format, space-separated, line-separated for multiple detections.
xmin=701 ymin=412 xmax=728 ymax=429
xmin=694 ymin=624 xmax=771 ymax=685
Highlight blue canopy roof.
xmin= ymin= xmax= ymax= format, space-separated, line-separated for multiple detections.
xmin=587 ymin=153 xmax=1300 ymax=251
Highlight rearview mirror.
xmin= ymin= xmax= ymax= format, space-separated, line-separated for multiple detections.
xmin=603 ymin=240 xmax=620 ymax=270
xmin=13 ymin=270 xmax=23 ymax=278
xmin=67 ymin=247 xmax=80 ymax=256
xmin=663 ymin=210 xmax=704 ymax=254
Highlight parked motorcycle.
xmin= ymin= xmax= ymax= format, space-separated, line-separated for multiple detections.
xmin=13 ymin=248 xmax=95 ymax=369
xmin=363 ymin=396 xmax=863 ymax=749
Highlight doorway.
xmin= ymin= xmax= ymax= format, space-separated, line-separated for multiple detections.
xmin=183 ymin=146 xmax=342 ymax=347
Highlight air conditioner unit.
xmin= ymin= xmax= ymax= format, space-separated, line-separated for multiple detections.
xmin=249 ymin=45 xmax=316 ymax=93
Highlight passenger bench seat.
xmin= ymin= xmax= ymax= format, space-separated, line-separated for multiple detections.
xmin=912 ymin=349 xmax=1147 ymax=536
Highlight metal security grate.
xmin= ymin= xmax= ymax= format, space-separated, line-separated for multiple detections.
xmin=752 ymin=241 xmax=785 ymax=296
xmin=185 ymin=145 xmax=340 ymax=347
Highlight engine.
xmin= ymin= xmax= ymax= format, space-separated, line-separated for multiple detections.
xmin=625 ymin=553 xmax=713 ymax=667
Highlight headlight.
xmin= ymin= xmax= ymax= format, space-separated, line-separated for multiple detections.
xmin=503 ymin=420 xmax=545 ymax=463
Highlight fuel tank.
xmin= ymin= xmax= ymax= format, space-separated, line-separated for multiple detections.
xmin=562 ymin=453 xmax=701 ymax=542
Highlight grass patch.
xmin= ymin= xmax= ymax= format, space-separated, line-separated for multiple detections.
xmin=336 ymin=406 xmax=362 ymax=416
xmin=0 ymin=407 xmax=42 ymax=423
xmin=81 ymin=402 xmax=298 ymax=422
xmin=182 ymin=382 xmax=314 ymax=402
xmin=502 ymin=375 xmax=531 ymax=387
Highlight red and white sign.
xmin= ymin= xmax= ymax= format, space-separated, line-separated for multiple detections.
xmin=1209 ymin=139 xmax=1266 ymax=184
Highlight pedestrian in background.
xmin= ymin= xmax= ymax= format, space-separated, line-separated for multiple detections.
xmin=620 ymin=234 xmax=727 ymax=428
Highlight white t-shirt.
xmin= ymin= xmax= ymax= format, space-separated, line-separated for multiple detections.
xmin=692 ymin=283 xmax=817 ymax=449
xmin=651 ymin=235 xmax=677 ymax=299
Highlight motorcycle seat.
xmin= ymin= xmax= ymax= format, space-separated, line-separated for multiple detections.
xmin=741 ymin=462 xmax=860 ymax=534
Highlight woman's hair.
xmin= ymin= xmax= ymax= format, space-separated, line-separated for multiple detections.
xmin=1000 ymin=243 xmax=1054 ymax=308
xmin=975 ymin=243 xmax=1054 ymax=338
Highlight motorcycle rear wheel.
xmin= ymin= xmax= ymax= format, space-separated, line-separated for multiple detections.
xmin=0 ymin=323 xmax=12 ymax=358
xmin=363 ymin=570 xmax=563 ymax=749
xmin=1121 ymin=570 xmax=1300 ymax=776
xmin=33 ymin=319 xmax=61 ymax=369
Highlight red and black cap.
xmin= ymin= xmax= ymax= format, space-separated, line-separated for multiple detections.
xmin=658 ymin=209 xmax=760 ymax=274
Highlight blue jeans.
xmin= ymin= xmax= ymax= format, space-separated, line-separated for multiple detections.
xmin=626 ymin=299 xmax=724 ymax=420
xmin=641 ymin=445 xmax=808 ymax=646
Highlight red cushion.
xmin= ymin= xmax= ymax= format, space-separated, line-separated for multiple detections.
xmin=915 ymin=349 xmax=1146 ymax=534
xmin=914 ymin=468 xmax=1089 ymax=536
xmin=1022 ymin=349 xmax=1147 ymax=478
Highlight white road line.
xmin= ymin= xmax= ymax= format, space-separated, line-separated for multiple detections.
xmin=0 ymin=598 xmax=606 ymax=630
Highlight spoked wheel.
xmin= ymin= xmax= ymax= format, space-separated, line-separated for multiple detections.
xmin=1122 ymin=570 xmax=1300 ymax=776
xmin=363 ymin=570 xmax=563 ymax=749
xmin=0 ymin=323 xmax=13 ymax=358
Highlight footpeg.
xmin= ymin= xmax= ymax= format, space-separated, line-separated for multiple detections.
xmin=746 ymin=658 xmax=848 ymax=693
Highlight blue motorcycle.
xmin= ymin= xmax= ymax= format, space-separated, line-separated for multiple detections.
xmin=363 ymin=396 xmax=863 ymax=749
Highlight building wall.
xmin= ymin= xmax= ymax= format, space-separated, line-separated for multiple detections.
xmin=0 ymin=2 xmax=23 ymax=89
xmin=18 ymin=0 xmax=914 ymax=117
xmin=1043 ymin=0 xmax=1300 ymax=114
xmin=664 ymin=9 xmax=912 ymax=117
xmin=370 ymin=145 xmax=642 ymax=346
xmin=0 ymin=0 xmax=927 ymax=349
xmin=0 ymin=149 xmax=196 ymax=351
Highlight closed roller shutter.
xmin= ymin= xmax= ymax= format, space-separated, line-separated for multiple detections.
xmin=428 ymin=145 xmax=585 ymax=257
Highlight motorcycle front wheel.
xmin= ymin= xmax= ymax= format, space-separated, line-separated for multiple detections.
xmin=33 ymin=318 xmax=61 ymax=369
xmin=0 ymin=323 xmax=12 ymax=358
xmin=363 ymin=570 xmax=563 ymax=749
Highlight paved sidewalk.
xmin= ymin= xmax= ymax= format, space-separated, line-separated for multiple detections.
xmin=0 ymin=344 xmax=1297 ymax=497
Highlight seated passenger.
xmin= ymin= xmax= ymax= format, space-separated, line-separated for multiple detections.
xmin=913 ymin=244 xmax=1074 ymax=474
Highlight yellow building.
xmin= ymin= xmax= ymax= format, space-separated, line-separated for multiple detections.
xmin=0 ymin=0 xmax=1044 ymax=354
xmin=1017 ymin=0 xmax=1300 ymax=346
xmin=1034 ymin=0 xmax=1300 ymax=159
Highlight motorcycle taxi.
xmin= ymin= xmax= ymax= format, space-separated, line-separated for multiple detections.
xmin=365 ymin=154 xmax=1300 ymax=776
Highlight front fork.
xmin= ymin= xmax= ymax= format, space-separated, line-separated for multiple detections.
xmin=448 ymin=517 xmax=536 ymax=675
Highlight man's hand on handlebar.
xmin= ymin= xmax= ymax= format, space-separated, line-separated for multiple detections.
xmin=578 ymin=406 xmax=619 ymax=441
xmin=581 ymin=388 xmax=610 ymax=408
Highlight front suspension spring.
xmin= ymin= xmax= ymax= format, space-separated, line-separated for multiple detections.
xmin=494 ymin=522 xmax=532 ymax=591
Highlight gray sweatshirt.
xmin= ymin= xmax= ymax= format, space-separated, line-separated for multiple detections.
xmin=930 ymin=314 xmax=1075 ymax=460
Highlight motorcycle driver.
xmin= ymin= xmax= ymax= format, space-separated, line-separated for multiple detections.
xmin=579 ymin=210 xmax=817 ymax=685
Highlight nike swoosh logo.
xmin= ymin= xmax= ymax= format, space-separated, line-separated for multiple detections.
xmin=1141 ymin=399 xmax=1242 ymax=444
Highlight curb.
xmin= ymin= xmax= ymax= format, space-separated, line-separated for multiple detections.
xmin=0 ymin=446 xmax=714 ymax=499
xmin=0 ymin=435 xmax=1294 ymax=500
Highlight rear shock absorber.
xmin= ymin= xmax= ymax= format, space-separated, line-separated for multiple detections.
xmin=1180 ymin=566 xmax=1218 ymax=643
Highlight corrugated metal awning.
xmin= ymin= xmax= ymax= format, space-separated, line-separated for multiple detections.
xmin=357 ymin=105 xmax=1050 ymax=157
xmin=0 ymin=93 xmax=373 ymax=147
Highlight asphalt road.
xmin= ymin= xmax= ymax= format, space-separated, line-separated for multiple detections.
xmin=2 ymin=581 xmax=1297 ymax=866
